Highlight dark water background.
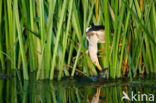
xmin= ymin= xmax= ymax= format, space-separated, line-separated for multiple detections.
xmin=0 ymin=72 xmax=156 ymax=103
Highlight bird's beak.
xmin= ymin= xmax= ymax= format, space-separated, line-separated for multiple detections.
xmin=94 ymin=62 xmax=102 ymax=72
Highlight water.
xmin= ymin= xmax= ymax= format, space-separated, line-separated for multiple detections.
xmin=0 ymin=74 xmax=156 ymax=103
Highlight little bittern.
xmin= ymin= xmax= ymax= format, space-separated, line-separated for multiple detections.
xmin=86 ymin=26 xmax=105 ymax=72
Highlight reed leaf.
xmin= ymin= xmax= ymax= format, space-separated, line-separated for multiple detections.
xmin=50 ymin=0 xmax=68 ymax=80
xmin=14 ymin=0 xmax=28 ymax=80
xmin=0 ymin=0 xmax=5 ymax=70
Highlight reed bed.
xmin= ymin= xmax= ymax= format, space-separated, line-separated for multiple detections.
xmin=0 ymin=0 xmax=156 ymax=80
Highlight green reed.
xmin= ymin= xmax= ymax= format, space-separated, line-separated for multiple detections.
xmin=0 ymin=0 xmax=156 ymax=80
xmin=14 ymin=0 xmax=28 ymax=79
xmin=0 ymin=0 xmax=5 ymax=70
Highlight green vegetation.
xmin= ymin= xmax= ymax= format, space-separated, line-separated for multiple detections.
xmin=0 ymin=0 xmax=156 ymax=80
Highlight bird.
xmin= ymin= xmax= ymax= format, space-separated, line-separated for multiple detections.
xmin=86 ymin=26 xmax=105 ymax=72
xmin=91 ymin=87 xmax=101 ymax=103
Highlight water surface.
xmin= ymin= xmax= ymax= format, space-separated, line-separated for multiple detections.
xmin=0 ymin=74 xmax=156 ymax=103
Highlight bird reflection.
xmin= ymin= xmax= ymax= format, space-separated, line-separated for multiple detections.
xmin=91 ymin=87 xmax=101 ymax=103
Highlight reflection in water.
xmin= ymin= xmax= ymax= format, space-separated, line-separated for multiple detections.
xmin=0 ymin=76 xmax=156 ymax=103
xmin=91 ymin=87 xmax=101 ymax=103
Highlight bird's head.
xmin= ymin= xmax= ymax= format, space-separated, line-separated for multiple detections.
xmin=86 ymin=26 xmax=105 ymax=43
